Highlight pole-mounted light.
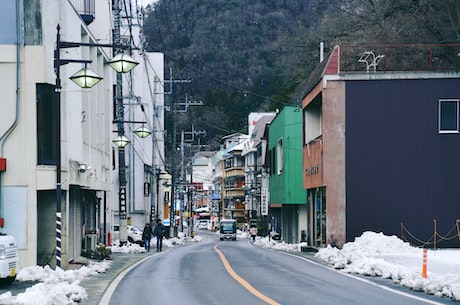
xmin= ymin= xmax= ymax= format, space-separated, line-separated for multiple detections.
xmin=134 ymin=125 xmax=152 ymax=138
xmin=53 ymin=22 xmax=140 ymax=268
xmin=69 ymin=64 xmax=103 ymax=89
xmin=112 ymin=135 xmax=131 ymax=148
xmin=107 ymin=53 xmax=139 ymax=73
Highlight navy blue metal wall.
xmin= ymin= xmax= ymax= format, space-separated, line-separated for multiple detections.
xmin=346 ymin=78 xmax=460 ymax=248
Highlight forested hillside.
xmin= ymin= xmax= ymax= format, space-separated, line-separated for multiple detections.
xmin=142 ymin=0 xmax=460 ymax=150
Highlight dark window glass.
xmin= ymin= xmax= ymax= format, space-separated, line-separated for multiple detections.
xmin=439 ymin=100 xmax=458 ymax=132
xmin=37 ymin=84 xmax=57 ymax=165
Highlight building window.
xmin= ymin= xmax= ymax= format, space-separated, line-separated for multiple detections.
xmin=439 ymin=99 xmax=459 ymax=133
xmin=304 ymin=97 xmax=322 ymax=144
xmin=269 ymin=148 xmax=275 ymax=175
xmin=37 ymin=84 xmax=57 ymax=165
xmin=276 ymin=138 xmax=283 ymax=175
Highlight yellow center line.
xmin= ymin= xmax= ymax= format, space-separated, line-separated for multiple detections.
xmin=214 ymin=244 xmax=281 ymax=305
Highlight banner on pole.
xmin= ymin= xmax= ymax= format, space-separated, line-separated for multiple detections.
xmin=261 ymin=188 xmax=269 ymax=216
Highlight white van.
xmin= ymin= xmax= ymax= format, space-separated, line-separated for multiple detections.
xmin=219 ymin=219 xmax=237 ymax=241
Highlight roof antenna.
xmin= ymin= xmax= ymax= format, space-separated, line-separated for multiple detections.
xmin=358 ymin=51 xmax=385 ymax=72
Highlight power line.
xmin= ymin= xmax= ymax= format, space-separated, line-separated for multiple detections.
xmin=155 ymin=50 xmax=294 ymax=106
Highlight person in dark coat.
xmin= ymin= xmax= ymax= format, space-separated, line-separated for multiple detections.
xmin=142 ymin=223 xmax=153 ymax=252
xmin=153 ymin=219 xmax=165 ymax=252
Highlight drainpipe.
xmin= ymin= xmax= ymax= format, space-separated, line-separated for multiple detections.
xmin=0 ymin=0 xmax=22 ymax=225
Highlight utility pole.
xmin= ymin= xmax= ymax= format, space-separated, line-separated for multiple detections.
xmin=113 ymin=0 xmax=129 ymax=245
xmin=160 ymin=72 xmax=191 ymax=237
xmin=179 ymin=125 xmax=206 ymax=234
xmin=150 ymin=77 xmax=160 ymax=225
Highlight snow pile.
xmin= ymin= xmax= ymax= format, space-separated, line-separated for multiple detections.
xmin=109 ymin=233 xmax=202 ymax=254
xmin=253 ymin=237 xmax=306 ymax=252
xmin=315 ymin=231 xmax=460 ymax=301
xmin=109 ymin=240 xmax=146 ymax=253
xmin=0 ymin=260 xmax=111 ymax=305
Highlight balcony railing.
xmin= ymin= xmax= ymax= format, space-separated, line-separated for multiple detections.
xmin=340 ymin=44 xmax=460 ymax=72
xmin=69 ymin=0 xmax=95 ymax=25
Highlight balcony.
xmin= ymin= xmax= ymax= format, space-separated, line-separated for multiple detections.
xmin=70 ymin=0 xmax=95 ymax=25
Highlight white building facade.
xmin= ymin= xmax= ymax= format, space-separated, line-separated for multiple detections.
xmin=0 ymin=0 xmax=164 ymax=269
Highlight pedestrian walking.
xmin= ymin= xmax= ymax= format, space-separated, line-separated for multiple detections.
xmin=142 ymin=223 xmax=153 ymax=252
xmin=250 ymin=225 xmax=258 ymax=242
xmin=154 ymin=219 xmax=165 ymax=252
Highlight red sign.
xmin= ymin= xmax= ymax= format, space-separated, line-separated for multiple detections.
xmin=0 ymin=158 xmax=6 ymax=172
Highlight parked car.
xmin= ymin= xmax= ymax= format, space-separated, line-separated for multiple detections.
xmin=196 ymin=219 xmax=210 ymax=230
xmin=112 ymin=225 xmax=144 ymax=245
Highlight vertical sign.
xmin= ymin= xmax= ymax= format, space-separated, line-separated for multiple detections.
xmin=144 ymin=182 xmax=150 ymax=196
xmin=119 ymin=186 xmax=127 ymax=219
xmin=170 ymin=199 xmax=175 ymax=226
xmin=261 ymin=187 xmax=268 ymax=216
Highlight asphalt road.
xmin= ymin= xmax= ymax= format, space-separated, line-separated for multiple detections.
xmin=107 ymin=231 xmax=453 ymax=305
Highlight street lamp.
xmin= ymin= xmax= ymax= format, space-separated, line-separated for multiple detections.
xmin=134 ymin=125 xmax=152 ymax=138
xmin=69 ymin=64 xmax=103 ymax=88
xmin=112 ymin=135 xmax=130 ymax=148
xmin=54 ymin=24 xmax=138 ymax=268
xmin=107 ymin=53 xmax=139 ymax=73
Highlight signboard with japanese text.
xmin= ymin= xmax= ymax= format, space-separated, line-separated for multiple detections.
xmin=119 ymin=186 xmax=127 ymax=219
xmin=261 ymin=187 xmax=268 ymax=216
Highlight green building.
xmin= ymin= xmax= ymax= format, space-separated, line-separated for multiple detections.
xmin=268 ymin=106 xmax=307 ymax=243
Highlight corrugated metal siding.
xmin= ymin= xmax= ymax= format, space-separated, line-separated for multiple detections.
xmin=346 ymin=78 xmax=460 ymax=247
xmin=69 ymin=189 xmax=82 ymax=261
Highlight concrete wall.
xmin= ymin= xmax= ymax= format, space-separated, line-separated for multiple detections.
xmin=322 ymin=80 xmax=346 ymax=247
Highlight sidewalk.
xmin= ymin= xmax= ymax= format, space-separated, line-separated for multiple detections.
xmin=79 ymin=251 xmax=152 ymax=305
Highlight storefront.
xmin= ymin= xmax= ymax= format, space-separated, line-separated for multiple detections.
xmin=307 ymin=187 xmax=326 ymax=247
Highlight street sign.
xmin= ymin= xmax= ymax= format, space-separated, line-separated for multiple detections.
xmin=119 ymin=186 xmax=127 ymax=219
xmin=261 ymin=187 xmax=268 ymax=216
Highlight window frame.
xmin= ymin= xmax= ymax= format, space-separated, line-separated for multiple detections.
xmin=304 ymin=99 xmax=322 ymax=144
xmin=438 ymin=99 xmax=459 ymax=134
xmin=276 ymin=138 xmax=283 ymax=175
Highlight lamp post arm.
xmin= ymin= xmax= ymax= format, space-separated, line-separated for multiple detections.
xmin=54 ymin=25 xmax=93 ymax=70
xmin=59 ymin=41 xmax=127 ymax=50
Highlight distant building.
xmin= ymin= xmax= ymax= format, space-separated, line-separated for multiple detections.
xmin=242 ymin=112 xmax=276 ymax=235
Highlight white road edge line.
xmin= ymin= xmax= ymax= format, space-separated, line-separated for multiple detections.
xmin=98 ymin=255 xmax=154 ymax=305
xmin=278 ymin=251 xmax=445 ymax=305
